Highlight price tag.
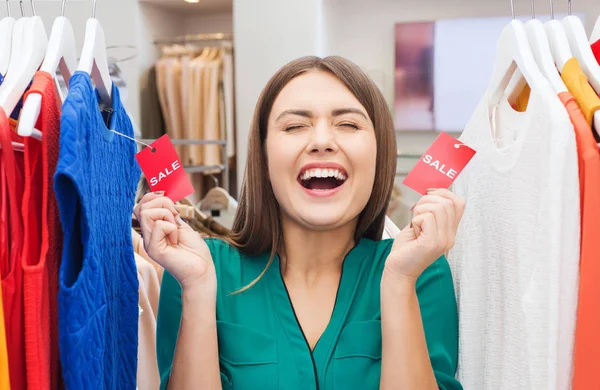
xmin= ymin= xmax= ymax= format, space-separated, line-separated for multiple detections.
xmin=135 ymin=135 xmax=194 ymax=202
xmin=402 ymin=132 xmax=476 ymax=195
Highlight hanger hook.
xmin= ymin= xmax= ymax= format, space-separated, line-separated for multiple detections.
xmin=531 ymin=0 xmax=535 ymax=18
xmin=93 ymin=0 xmax=97 ymax=18
xmin=62 ymin=0 xmax=66 ymax=17
xmin=5 ymin=0 xmax=10 ymax=17
xmin=19 ymin=0 xmax=24 ymax=17
xmin=510 ymin=0 xmax=515 ymax=19
xmin=30 ymin=0 xmax=35 ymax=16
xmin=568 ymin=0 xmax=571 ymax=15
xmin=549 ymin=0 xmax=554 ymax=19
xmin=210 ymin=174 xmax=219 ymax=188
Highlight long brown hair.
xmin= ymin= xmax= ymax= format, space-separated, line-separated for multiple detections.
xmin=227 ymin=56 xmax=397 ymax=291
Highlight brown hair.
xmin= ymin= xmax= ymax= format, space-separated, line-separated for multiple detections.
xmin=227 ymin=56 xmax=397 ymax=291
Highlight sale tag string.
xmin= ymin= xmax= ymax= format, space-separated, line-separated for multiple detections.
xmin=110 ymin=129 xmax=157 ymax=153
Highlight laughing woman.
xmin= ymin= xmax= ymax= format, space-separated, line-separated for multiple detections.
xmin=134 ymin=56 xmax=464 ymax=390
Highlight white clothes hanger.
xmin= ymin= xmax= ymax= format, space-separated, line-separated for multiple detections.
xmin=561 ymin=0 xmax=600 ymax=132
xmin=562 ymin=1 xmax=600 ymax=91
xmin=592 ymin=16 xmax=600 ymax=43
xmin=77 ymin=0 xmax=112 ymax=107
xmin=0 ymin=1 xmax=15 ymax=76
xmin=486 ymin=1 xmax=552 ymax=107
xmin=6 ymin=2 xmax=30 ymax=80
xmin=18 ymin=0 xmax=77 ymax=137
xmin=0 ymin=1 xmax=47 ymax=121
xmin=526 ymin=0 xmax=568 ymax=94
xmin=545 ymin=0 xmax=573 ymax=72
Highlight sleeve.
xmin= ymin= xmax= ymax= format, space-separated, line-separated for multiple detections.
xmin=416 ymin=255 xmax=463 ymax=390
xmin=156 ymin=270 xmax=182 ymax=390
xmin=155 ymin=238 xmax=226 ymax=390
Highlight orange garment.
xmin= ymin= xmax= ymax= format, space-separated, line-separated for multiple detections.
xmin=0 ymin=282 xmax=10 ymax=390
xmin=558 ymin=92 xmax=600 ymax=389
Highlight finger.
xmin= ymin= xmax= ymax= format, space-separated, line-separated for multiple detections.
xmin=427 ymin=189 xmax=466 ymax=220
xmin=139 ymin=208 xmax=178 ymax=247
xmin=412 ymin=194 xmax=456 ymax=236
xmin=134 ymin=191 xmax=166 ymax=220
xmin=147 ymin=220 xmax=179 ymax=260
xmin=413 ymin=203 xmax=448 ymax=249
xmin=410 ymin=212 xmax=438 ymax=246
xmin=139 ymin=196 xmax=179 ymax=217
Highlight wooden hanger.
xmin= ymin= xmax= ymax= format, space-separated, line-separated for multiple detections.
xmin=178 ymin=197 xmax=230 ymax=236
xmin=200 ymin=175 xmax=229 ymax=216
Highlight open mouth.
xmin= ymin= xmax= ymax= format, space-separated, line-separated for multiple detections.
xmin=298 ymin=168 xmax=348 ymax=191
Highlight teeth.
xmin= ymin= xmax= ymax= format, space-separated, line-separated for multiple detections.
xmin=300 ymin=168 xmax=347 ymax=181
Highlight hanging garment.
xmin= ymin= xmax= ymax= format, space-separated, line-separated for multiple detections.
xmin=20 ymin=71 xmax=63 ymax=390
xmin=202 ymin=57 xmax=223 ymax=171
xmin=132 ymin=229 xmax=163 ymax=282
xmin=559 ymin=91 xmax=600 ymax=389
xmin=222 ymin=51 xmax=235 ymax=159
xmin=136 ymin=253 xmax=161 ymax=390
xmin=382 ymin=216 xmax=401 ymax=240
xmin=0 ymin=109 xmax=26 ymax=390
xmin=54 ymin=71 xmax=141 ymax=390
xmin=165 ymin=58 xmax=185 ymax=157
xmin=0 ymin=135 xmax=8 ymax=390
xmin=187 ymin=53 xmax=206 ymax=166
xmin=155 ymin=59 xmax=172 ymax=137
xmin=157 ymin=238 xmax=461 ymax=390
xmin=0 ymin=282 xmax=9 ymax=390
xmin=180 ymin=55 xmax=192 ymax=165
xmin=449 ymin=88 xmax=580 ymax=390
xmin=561 ymin=58 xmax=600 ymax=126
xmin=139 ymin=65 xmax=166 ymax=140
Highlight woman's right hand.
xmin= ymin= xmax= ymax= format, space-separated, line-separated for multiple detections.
xmin=134 ymin=192 xmax=216 ymax=294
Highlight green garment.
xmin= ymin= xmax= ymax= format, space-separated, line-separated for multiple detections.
xmin=156 ymin=238 xmax=462 ymax=390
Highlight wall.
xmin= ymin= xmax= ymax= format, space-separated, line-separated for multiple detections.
xmin=322 ymin=0 xmax=600 ymax=186
xmin=233 ymin=0 xmax=325 ymax=191
xmin=184 ymin=10 xmax=233 ymax=35
xmin=13 ymin=0 xmax=142 ymax=124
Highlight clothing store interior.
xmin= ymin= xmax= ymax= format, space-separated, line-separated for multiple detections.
xmin=1 ymin=0 xmax=600 ymax=388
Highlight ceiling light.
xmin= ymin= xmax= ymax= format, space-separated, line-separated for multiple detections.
xmin=184 ymin=0 xmax=200 ymax=3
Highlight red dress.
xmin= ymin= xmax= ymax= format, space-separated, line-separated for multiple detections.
xmin=0 ymin=108 xmax=26 ymax=390
xmin=21 ymin=71 xmax=63 ymax=390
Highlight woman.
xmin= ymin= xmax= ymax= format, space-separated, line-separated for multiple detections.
xmin=135 ymin=56 xmax=465 ymax=390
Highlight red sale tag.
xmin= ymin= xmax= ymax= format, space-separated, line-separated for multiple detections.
xmin=402 ymin=132 xmax=476 ymax=195
xmin=135 ymin=135 xmax=195 ymax=202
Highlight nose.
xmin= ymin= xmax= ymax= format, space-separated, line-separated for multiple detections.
xmin=305 ymin=121 xmax=339 ymax=155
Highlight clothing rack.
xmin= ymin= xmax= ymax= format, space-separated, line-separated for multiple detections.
xmin=153 ymin=33 xmax=233 ymax=46
xmin=137 ymin=138 xmax=229 ymax=192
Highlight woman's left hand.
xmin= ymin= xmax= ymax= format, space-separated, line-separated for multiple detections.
xmin=383 ymin=189 xmax=465 ymax=284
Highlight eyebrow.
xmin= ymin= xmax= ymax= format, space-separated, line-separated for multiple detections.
xmin=275 ymin=108 xmax=369 ymax=122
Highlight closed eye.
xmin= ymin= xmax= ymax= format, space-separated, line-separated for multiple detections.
xmin=338 ymin=123 xmax=360 ymax=130
xmin=284 ymin=125 xmax=306 ymax=132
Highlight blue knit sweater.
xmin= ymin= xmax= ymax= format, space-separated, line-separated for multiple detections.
xmin=55 ymin=71 xmax=141 ymax=390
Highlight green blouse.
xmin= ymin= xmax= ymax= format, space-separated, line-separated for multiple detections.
xmin=156 ymin=238 xmax=462 ymax=390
